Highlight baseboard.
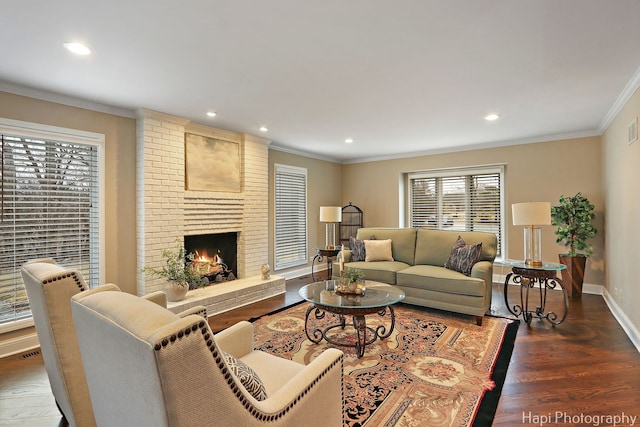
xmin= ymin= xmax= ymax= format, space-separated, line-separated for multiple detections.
xmin=278 ymin=264 xmax=327 ymax=280
xmin=602 ymin=288 xmax=640 ymax=354
xmin=0 ymin=332 xmax=40 ymax=359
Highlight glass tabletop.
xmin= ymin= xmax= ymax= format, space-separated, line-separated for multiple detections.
xmin=502 ymin=259 xmax=567 ymax=271
xmin=299 ymin=280 xmax=405 ymax=309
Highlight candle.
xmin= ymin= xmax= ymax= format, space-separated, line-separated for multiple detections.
xmin=340 ymin=244 xmax=345 ymax=276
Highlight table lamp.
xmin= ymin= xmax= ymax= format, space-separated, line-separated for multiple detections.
xmin=319 ymin=206 xmax=342 ymax=249
xmin=512 ymin=202 xmax=551 ymax=267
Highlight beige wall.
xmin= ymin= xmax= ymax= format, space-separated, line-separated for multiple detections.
xmin=602 ymin=86 xmax=640 ymax=332
xmin=0 ymin=91 xmax=138 ymax=294
xmin=342 ymin=136 xmax=605 ymax=286
xmin=268 ymin=150 xmax=343 ymax=274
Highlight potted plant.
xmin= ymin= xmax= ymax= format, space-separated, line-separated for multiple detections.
xmin=550 ymin=192 xmax=597 ymax=297
xmin=142 ymin=240 xmax=205 ymax=301
xmin=343 ymin=267 xmax=365 ymax=291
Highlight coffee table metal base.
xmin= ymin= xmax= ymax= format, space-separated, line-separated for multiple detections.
xmin=304 ymin=304 xmax=396 ymax=358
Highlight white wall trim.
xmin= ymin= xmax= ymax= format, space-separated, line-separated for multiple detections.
xmin=599 ymin=64 xmax=640 ymax=133
xmin=0 ymin=332 xmax=39 ymax=359
xmin=602 ymin=288 xmax=640 ymax=354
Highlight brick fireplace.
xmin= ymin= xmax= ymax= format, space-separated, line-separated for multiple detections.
xmin=135 ymin=109 xmax=284 ymax=314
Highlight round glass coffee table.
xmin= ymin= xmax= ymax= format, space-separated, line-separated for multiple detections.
xmin=299 ymin=280 xmax=405 ymax=357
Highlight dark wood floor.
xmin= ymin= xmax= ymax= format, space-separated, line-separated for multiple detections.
xmin=1 ymin=273 xmax=639 ymax=426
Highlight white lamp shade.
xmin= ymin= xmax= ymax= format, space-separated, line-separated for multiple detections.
xmin=320 ymin=206 xmax=342 ymax=223
xmin=512 ymin=202 xmax=551 ymax=226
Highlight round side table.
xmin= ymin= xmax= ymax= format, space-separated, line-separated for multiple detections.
xmin=503 ymin=260 xmax=569 ymax=326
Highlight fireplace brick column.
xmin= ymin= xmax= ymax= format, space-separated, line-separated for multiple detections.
xmin=240 ymin=134 xmax=271 ymax=277
xmin=136 ymin=110 xmax=190 ymax=296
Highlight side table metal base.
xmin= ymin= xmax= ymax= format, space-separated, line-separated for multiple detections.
xmin=504 ymin=267 xmax=569 ymax=326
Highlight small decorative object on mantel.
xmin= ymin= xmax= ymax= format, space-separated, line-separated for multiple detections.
xmin=261 ymin=264 xmax=271 ymax=280
xmin=141 ymin=239 xmax=206 ymax=302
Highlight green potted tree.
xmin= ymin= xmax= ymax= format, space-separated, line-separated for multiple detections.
xmin=142 ymin=240 xmax=205 ymax=301
xmin=550 ymin=192 xmax=597 ymax=297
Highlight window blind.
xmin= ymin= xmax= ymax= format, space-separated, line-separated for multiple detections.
xmin=274 ymin=164 xmax=307 ymax=270
xmin=0 ymin=133 xmax=100 ymax=326
xmin=409 ymin=166 xmax=503 ymax=256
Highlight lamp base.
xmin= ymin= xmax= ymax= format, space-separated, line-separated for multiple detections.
xmin=523 ymin=226 xmax=543 ymax=268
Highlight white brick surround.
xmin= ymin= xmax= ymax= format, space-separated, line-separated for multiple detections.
xmin=136 ymin=109 xmax=284 ymax=312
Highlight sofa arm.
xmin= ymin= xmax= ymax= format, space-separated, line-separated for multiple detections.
xmin=142 ymin=290 xmax=167 ymax=308
xmin=471 ymin=260 xmax=493 ymax=298
xmin=337 ymin=249 xmax=352 ymax=263
xmin=214 ymin=320 xmax=254 ymax=358
xmin=177 ymin=305 xmax=207 ymax=319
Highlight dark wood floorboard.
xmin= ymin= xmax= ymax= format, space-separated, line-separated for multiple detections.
xmin=1 ymin=272 xmax=639 ymax=426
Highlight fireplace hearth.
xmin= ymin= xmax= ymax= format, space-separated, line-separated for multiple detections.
xmin=185 ymin=232 xmax=237 ymax=287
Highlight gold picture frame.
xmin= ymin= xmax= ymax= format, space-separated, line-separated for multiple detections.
xmin=185 ymin=133 xmax=241 ymax=192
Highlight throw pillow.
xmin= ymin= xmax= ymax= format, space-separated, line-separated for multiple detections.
xmin=444 ymin=236 xmax=482 ymax=276
xmin=349 ymin=236 xmax=366 ymax=262
xmin=222 ymin=351 xmax=267 ymax=401
xmin=364 ymin=239 xmax=394 ymax=262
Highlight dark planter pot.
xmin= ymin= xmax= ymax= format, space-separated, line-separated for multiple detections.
xmin=558 ymin=254 xmax=587 ymax=298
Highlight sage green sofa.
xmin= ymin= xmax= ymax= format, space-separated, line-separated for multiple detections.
xmin=334 ymin=227 xmax=497 ymax=325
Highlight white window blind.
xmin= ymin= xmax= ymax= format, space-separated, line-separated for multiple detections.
xmin=1 ymin=124 xmax=101 ymax=328
xmin=409 ymin=166 xmax=504 ymax=256
xmin=274 ymin=164 xmax=307 ymax=270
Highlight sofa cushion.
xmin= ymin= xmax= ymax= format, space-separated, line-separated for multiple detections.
xmin=444 ymin=236 xmax=482 ymax=276
xmin=397 ymin=265 xmax=485 ymax=297
xmin=364 ymin=239 xmax=394 ymax=262
xmin=414 ymin=229 xmax=497 ymax=266
xmin=356 ymin=228 xmax=417 ymax=265
xmin=343 ymin=261 xmax=409 ymax=284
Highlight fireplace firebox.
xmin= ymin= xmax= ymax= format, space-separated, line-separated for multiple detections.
xmin=184 ymin=232 xmax=237 ymax=286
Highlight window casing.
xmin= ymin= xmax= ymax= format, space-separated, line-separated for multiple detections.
xmin=274 ymin=164 xmax=307 ymax=270
xmin=0 ymin=118 xmax=104 ymax=331
xmin=408 ymin=165 xmax=505 ymax=257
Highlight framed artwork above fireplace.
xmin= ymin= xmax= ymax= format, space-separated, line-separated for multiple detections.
xmin=185 ymin=133 xmax=241 ymax=192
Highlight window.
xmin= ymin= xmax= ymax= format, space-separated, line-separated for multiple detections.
xmin=274 ymin=164 xmax=307 ymax=270
xmin=408 ymin=165 xmax=504 ymax=257
xmin=0 ymin=119 xmax=103 ymax=330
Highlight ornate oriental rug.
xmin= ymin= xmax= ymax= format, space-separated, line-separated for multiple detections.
xmin=252 ymin=302 xmax=518 ymax=427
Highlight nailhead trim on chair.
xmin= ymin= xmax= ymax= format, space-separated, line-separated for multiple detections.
xmin=152 ymin=319 xmax=344 ymax=422
xmin=43 ymin=272 xmax=86 ymax=291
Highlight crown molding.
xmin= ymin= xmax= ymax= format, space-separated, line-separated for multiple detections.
xmin=599 ymin=65 xmax=640 ymax=133
xmin=269 ymin=143 xmax=343 ymax=163
xmin=0 ymin=81 xmax=136 ymax=119
xmin=342 ymin=129 xmax=602 ymax=164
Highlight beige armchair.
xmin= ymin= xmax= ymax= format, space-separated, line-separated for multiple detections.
xmin=71 ymin=290 xmax=345 ymax=427
xmin=20 ymin=258 xmax=207 ymax=427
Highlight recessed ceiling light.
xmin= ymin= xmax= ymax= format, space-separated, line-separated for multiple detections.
xmin=484 ymin=114 xmax=500 ymax=121
xmin=345 ymin=138 xmax=354 ymax=144
xmin=259 ymin=126 xmax=268 ymax=132
xmin=206 ymin=111 xmax=217 ymax=118
xmin=63 ymin=42 xmax=92 ymax=56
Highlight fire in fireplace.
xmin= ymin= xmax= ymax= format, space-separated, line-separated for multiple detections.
xmin=184 ymin=232 xmax=237 ymax=287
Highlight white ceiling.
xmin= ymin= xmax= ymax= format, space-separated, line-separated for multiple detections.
xmin=2 ymin=0 xmax=640 ymax=163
